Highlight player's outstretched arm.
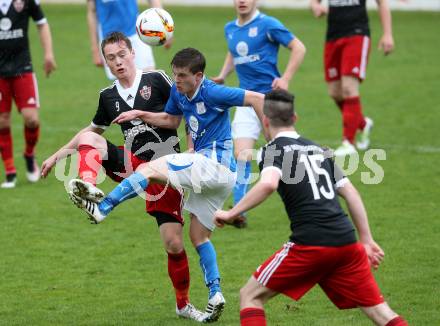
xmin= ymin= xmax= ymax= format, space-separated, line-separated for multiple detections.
xmin=86 ymin=0 xmax=103 ymax=67
xmin=211 ymin=52 xmax=235 ymax=85
xmin=37 ymin=22 xmax=57 ymax=77
xmin=272 ymin=38 xmax=306 ymax=91
xmin=310 ymin=0 xmax=328 ymax=18
xmin=112 ymin=110 xmax=182 ymax=130
xmin=41 ymin=126 xmax=104 ymax=178
xmin=214 ymin=169 xmax=280 ymax=227
xmin=337 ymin=180 xmax=385 ymax=269
xmin=243 ymin=91 xmax=269 ymax=139
xmin=376 ymin=0 xmax=394 ymax=55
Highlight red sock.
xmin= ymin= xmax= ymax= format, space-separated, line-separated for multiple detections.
xmin=341 ymin=96 xmax=364 ymax=143
xmin=168 ymin=250 xmax=190 ymax=309
xmin=240 ymin=307 xmax=266 ymax=326
xmin=385 ymin=316 xmax=408 ymax=326
xmin=0 ymin=127 xmax=16 ymax=174
xmin=78 ymin=144 xmax=102 ymax=185
xmin=24 ymin=125 xmax=40 ymax=157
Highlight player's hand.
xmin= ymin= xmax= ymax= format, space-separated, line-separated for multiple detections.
xmin=41 ymin=155 xmax=57 ymax=178
xmin=311 ymin=2 xmax=328 ymax=18
xmin=93 ymin=50 xmax=104 ymax=67
xmin=214 ymin=210 xmax=245 ymax=228
xmin=378 ymin=34 xmax=394 ymax=56
xmin=362 ymin=240 xmax=385 ymax=270
xmin=271 ymin=77 xmax=289 ymax=91
xmin=211 ymin=76 xmax=225 ymax=85
xmin=44 ymin=55 xmax=57 ymax=77
xmin=112 ymin=110 xmax=145 ymax=124
xmin=163 ymin=36 xmax=174 ymax=49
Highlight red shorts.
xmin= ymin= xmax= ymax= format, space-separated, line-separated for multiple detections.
xmin=103 ymin=143 xmax=183 ymax=224
xmin=0 ymin=73 xmax=39 ymax=113
xmin=253 ymin=242 xmax=384 ymax=309
xmin=324 ymin=35 xmax=371 ymax=82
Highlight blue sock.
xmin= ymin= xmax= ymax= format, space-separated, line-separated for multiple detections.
xmin=196 ymin=241 xmax=221 ymax=298
xmin=98 ymin=172 xmax=148 ymax=215
xmin=233 ymin=160 xmax=251 ymax=211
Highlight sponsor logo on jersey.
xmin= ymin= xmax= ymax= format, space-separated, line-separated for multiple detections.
xmin=0 ymin=18 xmax=12 ymax=31
xmin=139 ymin=85 xmax=151 ymax=100
xmin=196 ymin=102 xmax=206 ymax=114
xmin=248 ymin=27 xmax=258 ymax=37
xmin=13 ymin=0 xmax=24 ymax=13
xmin=236 ymin=41 xmax=249 ymax=57
xmin=130 ymin=118 xmax=143 ymax=126
xmin=189 ymin=115 xmax=199 ymax=132
xmin=329 ymin=0 xmax=360 ymax=7
xmin=126 ymin=94 xmax=134 ymax=101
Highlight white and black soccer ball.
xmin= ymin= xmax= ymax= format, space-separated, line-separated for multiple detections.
xmin=136 ymin=8 xmax=174 ymax=46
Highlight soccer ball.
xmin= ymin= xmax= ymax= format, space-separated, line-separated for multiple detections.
xmin=136 ymin=8 xmax=174 ymax=46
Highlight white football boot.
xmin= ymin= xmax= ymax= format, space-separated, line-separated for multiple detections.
xmin=201 ymin=292 xmax=225 ymax=323
xmin=334 ymin=140 xmax=357 ymax=157
xmin=69 ymin=192 xmax=107 ymax=224
xmin=68 ymin=179 xmax=104 ymax=203
xmin=176 ymin=303 xmax=204 ymax=322
xmin=356 ymin=117 xmax=374 ymax=150
xmin=1 ymin=173 xmax=17 ymax=189
xmin=24 ymin=155 xmax=40 ymax=183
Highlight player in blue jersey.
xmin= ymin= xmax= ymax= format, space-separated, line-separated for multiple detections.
xmin=212 ymin=0 xmax=306 ymax=227
xmin=87 ymin=0 xmax=172 ymax=80
xmin=69 ymin=48 xmax=265 ymax=323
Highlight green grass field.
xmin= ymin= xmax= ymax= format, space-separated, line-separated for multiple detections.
xmin=1 ymin=4 xmax=439 ymax=325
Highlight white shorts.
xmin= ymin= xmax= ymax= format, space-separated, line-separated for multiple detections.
xmin=232 ymin=106 xmax=262 ymax=140
xmin=102 ymin=34 xmax=155 ymax=80
xmin=165 ymin=153 xmax=236 ymax=231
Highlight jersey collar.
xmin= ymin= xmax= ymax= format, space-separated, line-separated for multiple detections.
xmin=235 ymin=10 xmax=260 ymax=27
xmin=115 ymin=69 xmax=142 ymax=108
xmin=185 ymin=76 xmax=205 ymax=102
xmin=274 ymin=130 xmax=300 ymax=140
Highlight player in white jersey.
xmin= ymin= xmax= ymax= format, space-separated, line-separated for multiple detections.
xmin=212 ymin=0 xmax=306 ymax=227
xmin=69 ymin=48 xmax=266 ymax=323
xmin=87 ymin=0 xmax=172 ymax=80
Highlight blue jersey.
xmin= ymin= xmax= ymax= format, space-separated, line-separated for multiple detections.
xmin=95 ymin=0 xmax=138 ymax=38
xmin=224 ymin=11 xmax=295 ymax=93
xmin=165 ymin=78 xmax=245 ymax=171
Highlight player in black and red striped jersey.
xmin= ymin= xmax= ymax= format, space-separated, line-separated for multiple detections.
xmin=215 ymin=90 xmax=408 ymax=326
xmin=41 ymin=32 xmax=203 ymax=321
xmin=310 ymin=0 xmax=394 ymax=156
xmin=0 ymin=0 xmax=56 ymax=188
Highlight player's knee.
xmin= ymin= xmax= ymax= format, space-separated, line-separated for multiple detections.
xmin=341 ymin=83 xmax=359 ymax=98
xmin=0 ymin=113 xmax=11 ymax=128
xmin=164 ymin=237 xmax=184 ymax=254
xmin=78 ymin=131 xmax=104 ymax=147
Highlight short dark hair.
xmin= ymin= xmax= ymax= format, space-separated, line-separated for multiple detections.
xmin=101 ymin=32 xmax=132 ymax=56
xmin=264 ymin=90 xmax=295 ymax=127
xmin=171 ymin=48 xmax=206 ymax=74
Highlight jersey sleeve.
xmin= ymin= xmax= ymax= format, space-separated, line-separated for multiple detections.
xmin=258 ymin=143 xmax=283 ymax=178
xmin=30 ymin=0 xmax=47 ymax=25
xmin=266 ymin=17 xmax=295 ymax=47
xmin=155 ymin=70 xmax=173 ymax=103
xmin=164 ymin=87 xmax=183 ymax=116
xmin=91 ymin=94 xmax=111 ymax=130
xmin=329 ymin=158 xmax=349 ymax=188
xmin=206 ymin=84 xmax=245 ymax=110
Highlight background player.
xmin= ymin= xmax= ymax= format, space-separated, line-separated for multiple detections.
xmin=0 ymin=0 xmax=56 ymax=188
xmin=69 ymin=47 xmax=266 ymax=323
xmin=310 ymin=0 xmax=394 ymax=156
xmin=87 ymin=0 xmax=172 ymax=80
xmin=41 ymin=33 xmax=202 ymax=321
xmin=212 ymin=0 xmax=306 ymax=227
xmin=215 ymin=90 xmax=408 ymax=326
